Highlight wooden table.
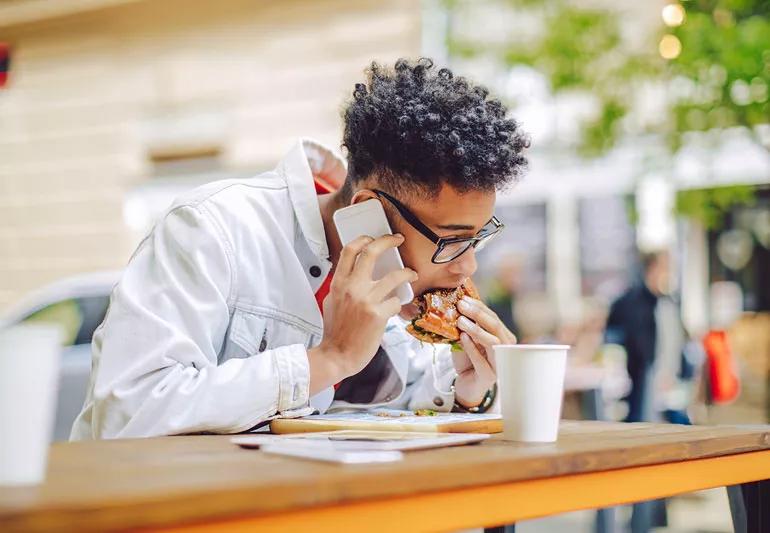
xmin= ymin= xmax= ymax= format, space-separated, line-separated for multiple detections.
xmin=2 ymin=421 xmax=769 ymax=533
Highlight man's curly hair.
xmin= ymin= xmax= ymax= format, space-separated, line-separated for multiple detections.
xmin=341 ymin=58 xmax=529 ymax=198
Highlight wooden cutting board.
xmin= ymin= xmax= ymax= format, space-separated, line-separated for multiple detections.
xmin=269 ymin=410 xmax=503 ymax=434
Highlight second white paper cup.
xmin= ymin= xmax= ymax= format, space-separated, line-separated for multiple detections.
xmin=0 ymin=324 xmax=62 ymax=485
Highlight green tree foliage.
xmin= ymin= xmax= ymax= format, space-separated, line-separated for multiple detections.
xmin=446 ymin=0 xmax=770 ymax=156
xmin=670 ymin=0 xmax=770 ymax=149
xmin=446 ymin=0 xmax=770 ymax=226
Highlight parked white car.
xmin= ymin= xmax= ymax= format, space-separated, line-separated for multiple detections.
xmin=1 ymin=271 xmax=121 ymax=441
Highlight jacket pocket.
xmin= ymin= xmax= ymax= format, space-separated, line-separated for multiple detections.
xmin=219 ymin=308 xmax=313 ymax=363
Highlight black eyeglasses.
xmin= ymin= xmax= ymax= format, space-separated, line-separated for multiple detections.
xmin=372 ymin=189 xmax=504 ymax=264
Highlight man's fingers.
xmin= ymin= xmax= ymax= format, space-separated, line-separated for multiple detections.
xmin=457 ymin=315 xmax=500 ymax=350
xmin=336 ymin=235 xmax=374 ymax=277
xmin=352 ymin=234 xmax=404 ymax=279
xmin=371 ymin=268 xmax=417 ymax=302
xmin=460 ymin=333 xmax=496 ymax=382
xmin=457 ymin=297 xmax=503 ymax=332
xmin=452 ymin=349 xmax=473 ymax=374
xmin=458 ymin=297 xmax=517 ymax=344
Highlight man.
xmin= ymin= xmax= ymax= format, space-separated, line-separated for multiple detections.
xmin=606 ymin=251 xmax=691 ymax=424
xmin=71 ymin=58 xmax=529 ymax=439
xmin=605 ymin=250 xmax=694 ymax=533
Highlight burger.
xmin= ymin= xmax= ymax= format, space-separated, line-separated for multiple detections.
xmin=406 ymin=280 xmax=480 ymax=349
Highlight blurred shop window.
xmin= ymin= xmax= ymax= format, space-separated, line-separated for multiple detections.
xmin=709 ymin=186 xmax=770 ymax=312
xmin=476 ymin=203 xmax=548 ymax=342
xmin=479 ymin=203 xmax=548 ymax=293
xmin=20 ymin=296 xmax=109 ymax=347
xmin=579 ymin=195 xmax=637 ymax=302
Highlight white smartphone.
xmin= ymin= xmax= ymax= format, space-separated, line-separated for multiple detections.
xmin=333 ymin=199 xmax=415 ymax=305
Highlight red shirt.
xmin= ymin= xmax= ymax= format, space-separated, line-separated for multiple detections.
xmin=313 ymin=175 xmax=338 ymax=388
xmin=313 ymin=177 xmax=334 ymax=314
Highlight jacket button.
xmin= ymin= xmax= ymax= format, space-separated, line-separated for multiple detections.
xmin=259 ymin=338 xmax=268 ymax=352
xmin=433 ymin=396 xmax=445 ymax=407
xmin=309 ymin=265 xmax=322 ymax=278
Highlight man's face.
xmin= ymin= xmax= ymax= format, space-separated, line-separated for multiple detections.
xmin=645 ymin=253 xmax=674 ymax=296
xmin=352 ymin=182 xmax=496 ymax=317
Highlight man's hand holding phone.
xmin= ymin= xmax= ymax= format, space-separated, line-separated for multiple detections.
xmin=307 ymin=234 xmax=417 ymax=394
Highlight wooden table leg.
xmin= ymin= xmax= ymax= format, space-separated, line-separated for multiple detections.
xmin=727 ymin=479 xmax=770 ymax=533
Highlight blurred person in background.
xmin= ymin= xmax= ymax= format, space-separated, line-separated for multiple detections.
xmin=606 ymin=251 xmax=694 ymax=425
xmin=605 ymin=250 xmax=698 ymax=533
xmin=484 ymin=254 xmax=523 ymax=338
xmin=71 ymin=58 xmax=528 ymax=440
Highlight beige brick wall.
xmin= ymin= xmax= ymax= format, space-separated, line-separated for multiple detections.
xmin=0 ymin=0 xmax=421 ymax=311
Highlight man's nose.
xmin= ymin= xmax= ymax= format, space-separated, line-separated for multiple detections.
xmin=447 ymin=246 xmax=477 ymax=278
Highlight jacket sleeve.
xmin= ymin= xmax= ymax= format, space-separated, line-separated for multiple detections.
xmin=403 ymin=345 xmax=501 ymax=414
xmin=86 ymin=204 xmax=311 ymax=439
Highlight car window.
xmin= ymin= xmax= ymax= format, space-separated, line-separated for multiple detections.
xmin=21 ymin=300 xmax=82 ymax=346
xmin=73 ymin=296 xmax=110 ymax=345
xmin=21 ymin=296 xmax=109 ymax=347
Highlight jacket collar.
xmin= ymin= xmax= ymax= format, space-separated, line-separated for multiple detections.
xmin=277 ymin=138 xmax=347 ymax=262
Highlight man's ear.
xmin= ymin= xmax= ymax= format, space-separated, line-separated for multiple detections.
xmin=350 ymin=189 xmax=378 ymax=205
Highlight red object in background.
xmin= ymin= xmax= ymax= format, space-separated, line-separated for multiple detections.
xmin=703 ymin=330 xmax=740 ymax=404
xmin=0 ymin=42 xmax=9 ymax=88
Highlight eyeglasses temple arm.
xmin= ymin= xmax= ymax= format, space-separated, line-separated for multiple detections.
xmin=373 ymin=189 xmax=441 ymax=244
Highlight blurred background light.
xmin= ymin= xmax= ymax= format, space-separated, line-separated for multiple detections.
xmin=662 ymin=3 xmax=686 ymax=27
xmin=659 ymin=34 xmax=682 ymax=60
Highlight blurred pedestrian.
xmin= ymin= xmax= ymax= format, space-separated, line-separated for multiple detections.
xmin=605 ymin=250 xmax=697 ymax=533
xmin=485 ymin=254 xmax=523 ymax=338
xmin=606 ymin=250 xmax=693 ymax=424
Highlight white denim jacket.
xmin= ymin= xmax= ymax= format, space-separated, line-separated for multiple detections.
xmin=71 ymin=139 xmax=457 ymax=440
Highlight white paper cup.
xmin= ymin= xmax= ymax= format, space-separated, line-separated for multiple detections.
xmin=493 ymin=344 xmax=569 ymax=443
xmin=0 ymin=324 xmax=62 ymax=485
